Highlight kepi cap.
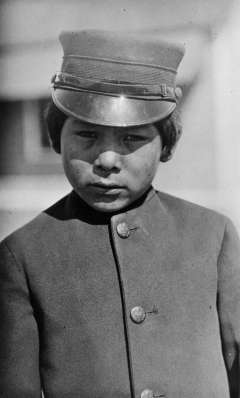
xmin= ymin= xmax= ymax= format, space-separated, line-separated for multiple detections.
xmin=51 ymin=30 xmax=185 ymax=127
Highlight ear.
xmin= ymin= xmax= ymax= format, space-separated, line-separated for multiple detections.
xmin=160 ymin=123 xmax=182 ymax=162
xmin=48 ymin=133 xmax=61 ymax=154
xmin=160 ymin=146 xmax=174 ymax=162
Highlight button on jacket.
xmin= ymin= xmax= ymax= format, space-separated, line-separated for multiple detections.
xmin=0 ymin=189 xmax=240 ymax=398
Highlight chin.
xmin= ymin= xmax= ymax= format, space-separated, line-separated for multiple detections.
xmin=90 ymin=197 xmax=131 ymax=213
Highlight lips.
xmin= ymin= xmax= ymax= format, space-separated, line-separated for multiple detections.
xmin=89 ymin=181 xmax=125 ymax=194
xmin=91 ymin=182 xmax=123 ymax=189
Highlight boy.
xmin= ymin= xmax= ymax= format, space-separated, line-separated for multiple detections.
xmin=0 ymin=30 xmax=240 ymax=398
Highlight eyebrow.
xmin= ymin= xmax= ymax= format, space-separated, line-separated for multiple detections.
xmin=70 ymin=119 xmax=155 ymax=135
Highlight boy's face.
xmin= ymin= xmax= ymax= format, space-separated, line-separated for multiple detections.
xmin=61 ymin=117 xmax=162 ymax=212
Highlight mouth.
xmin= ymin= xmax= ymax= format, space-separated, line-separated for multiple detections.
xmin=89 ymin=182 xmax=125 ymax=194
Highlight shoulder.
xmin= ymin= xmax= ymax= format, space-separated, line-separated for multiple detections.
xmin=155 ymin=190 xmax=240 ymax=258
xmin=156 ymin=189 xmax=226 ymax=221
xmin=0 ymin=193 xmax=71 ymax=256
xmin=155 ymin=189 xmax=231 ymax=237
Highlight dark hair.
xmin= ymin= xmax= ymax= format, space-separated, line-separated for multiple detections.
xmin=45 ymin=101 xmax=182 ymax=161
xmin=154 ymin=107 xmax=182 ymax=162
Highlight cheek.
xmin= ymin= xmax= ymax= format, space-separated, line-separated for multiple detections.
xmin=61 ymin=143 xmax=75 ymax=175
xmin=138 ymin=157 xmax=159 ymax=184
xmin=61 ymin=144 xmax=89 ymax=187
xmin=130 ymin=141 xmax=161 ymax=183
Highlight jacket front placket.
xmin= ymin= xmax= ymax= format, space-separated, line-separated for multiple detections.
xmin=109 ymin=192 xmax=170 ymax=398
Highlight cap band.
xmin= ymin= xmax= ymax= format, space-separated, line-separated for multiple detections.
xmin=52 ymin=72 xmax=177 ymax=101
xmin=61 ymin=54 xmax=177 ymax=87
xmin=63 ymin=54 xmax=177 ymax=73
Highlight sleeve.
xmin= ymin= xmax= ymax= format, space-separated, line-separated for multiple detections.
xmin=0 ymin=240 xmax=42 ymax=398
xmin=217 ymin=218 xmax=240 ymax=398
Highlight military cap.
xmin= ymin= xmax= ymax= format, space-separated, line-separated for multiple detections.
xmin=51 ymin=30 xmax=185 ymax=126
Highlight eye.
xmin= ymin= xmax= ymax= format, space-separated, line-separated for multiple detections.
xmin=75 ymin=130 xmax=97 ymax=139
xmin=123 ymin=134 xmax=148 ymax=143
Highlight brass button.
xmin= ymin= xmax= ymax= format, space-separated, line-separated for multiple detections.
xmin=130 ymin=306 xmax=146 ymax=324
xmin=175 ymin=86 xmax=182 ymax=100
xmin=141 ymin=390 xmax=165 ymax=398
xmin=116 ymin=222 xmax=130 ymax=238
xmin=141 ymin=389 xmax=154 ymax=398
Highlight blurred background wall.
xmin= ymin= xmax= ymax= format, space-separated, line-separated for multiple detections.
xmin=0 ymin=0 xmax=240 ymax=239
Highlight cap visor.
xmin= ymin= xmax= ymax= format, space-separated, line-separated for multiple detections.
xmin=52 ymin=89 xmax=176 ymax=127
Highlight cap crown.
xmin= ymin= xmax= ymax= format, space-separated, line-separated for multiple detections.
xmin=60 ymin=29 xmax=184 ymax=67
xmin=57 ymin=30 xmax=184 ymax=93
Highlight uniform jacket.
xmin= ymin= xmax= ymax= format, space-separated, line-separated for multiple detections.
xmin=0 ymin=188 xmax=240 ymax=398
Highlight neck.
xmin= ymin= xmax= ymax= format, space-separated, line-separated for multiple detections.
xmin=68 ymin=187 xmax=154 ymax=225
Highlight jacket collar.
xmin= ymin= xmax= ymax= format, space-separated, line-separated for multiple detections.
xmin=109 ymin=187 xmax=169 ymax=241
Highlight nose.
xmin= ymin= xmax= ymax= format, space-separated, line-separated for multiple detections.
xmin=94 ymin=150 xmax=121 ymax=173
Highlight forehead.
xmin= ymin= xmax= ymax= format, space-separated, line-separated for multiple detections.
xmin=67 ymin=117 xmax=158 ymax=135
